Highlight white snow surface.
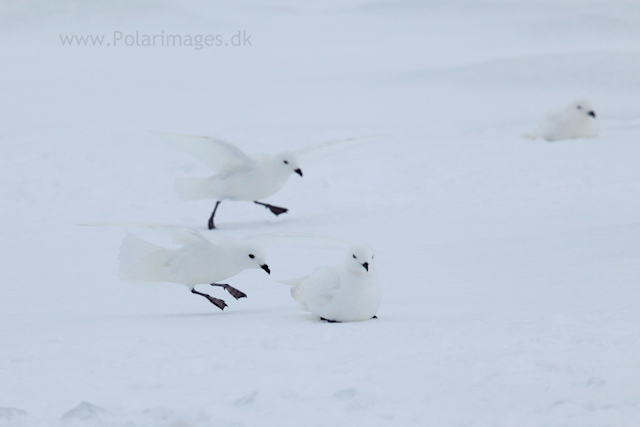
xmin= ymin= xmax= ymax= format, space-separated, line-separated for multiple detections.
xmin=1 ymin=1 xmax=640 ymax=426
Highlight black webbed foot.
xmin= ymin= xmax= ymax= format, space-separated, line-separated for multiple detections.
xmin=206 ymin=295 xmax=228 ymax=310
xmin=191 ymin=288 xmax=227 ymax=310
xmin=254 ymin=201 xmax=288 ymax=216
xmin=267 ymin=205 xmax=288 ymax=215
xmin=211 ymin=283 xmax=247 ymax=300
xmin=372 ymin=316 xmax=378 ymax=319
xmin=320 ymin=317 xmax=340 ymax=323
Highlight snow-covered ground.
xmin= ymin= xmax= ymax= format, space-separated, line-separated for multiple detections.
xmin=1 ymin=1 xmax=640 ymax=425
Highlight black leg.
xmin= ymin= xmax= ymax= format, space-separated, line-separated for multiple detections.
xmin=210 ymin=283 xmax=247 ymax=300
xmin=320 ymin=317 xmax=340 ymax=323
xmin=208 ymin=201 xmax=221 ymax=230
xmin=191 ymin=288 xmax=227 ymax=310
xmin=254 ymin=201 xmax=288 ymax=216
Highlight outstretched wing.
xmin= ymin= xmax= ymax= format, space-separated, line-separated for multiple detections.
xmin=245 ymin=232 xmax=352 ymax=251
xmin=151 ymin=131 xmax=253 ymax=172
xmin=78 ymin=222 xmax=211 ymax=247
xmin=293 ymin=135 xmax=386 ymax=161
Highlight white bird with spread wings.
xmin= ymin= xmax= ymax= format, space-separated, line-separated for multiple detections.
xmin=81 ymin=222 xmax=271 ymax=310
xmin=152 ymin=131 xmax=377 ymax=229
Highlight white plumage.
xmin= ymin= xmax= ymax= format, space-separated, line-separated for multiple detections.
xmin=82 ymin=222 xmax=271 ymax=310
xmin=248 ymin=233 xmax=382 ymax=322
xmin=525 ymin=99 xmax=599 ymax=142
xmin=152 ymin=131 xmax=377 ymax=229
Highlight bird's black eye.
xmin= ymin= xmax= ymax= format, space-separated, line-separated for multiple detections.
xmin=248 ymin=254 xmax=255 ymax=259
xmin=352 ymin=254 xmax=356 ymax=259
xmin=283 ymin=160 xmax=289 ymax=164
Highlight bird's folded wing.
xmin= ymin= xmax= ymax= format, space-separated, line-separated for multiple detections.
xmin=293 ymin=135 xmax=385 ymax=161
xmin=245 ymin=232 xmax=352 ymax=251
xmin=304 ymin=267 xmax=341 ymax=306
xmin=151 ymin=131 xmax=253 ymax=172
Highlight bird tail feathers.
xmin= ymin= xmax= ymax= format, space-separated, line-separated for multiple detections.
xmin=119 ymin=234 xmax=170 ymax=283
xmin=277 ymin=277 xmax=309 ymax=306
xmin=277 ymin=277 xmax=305 ymax=287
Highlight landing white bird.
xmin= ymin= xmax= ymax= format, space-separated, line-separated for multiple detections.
xmin=152 ymin=131 xmax=377 ymax=229
xmin=249 ymin=233 xmax=381 ymax=322
xmin=81 ymin=223 xmax=270 ymax=310
xmin=525 ymin=99 xmax=598 ymax=142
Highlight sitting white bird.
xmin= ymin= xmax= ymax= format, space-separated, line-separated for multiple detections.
xmin=250 ymin=233 xmax=381 ymax=322
xmin=81 ymin=223 xmax=270 ymax=310
xmin=525 ymin=99 xmax=598 ymax=142
xmin=152 ymin=131 xmax=376 ymax=229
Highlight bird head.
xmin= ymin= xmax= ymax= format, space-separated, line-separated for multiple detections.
xmin=274 ymin=151 xmax=303 ymax=177
xmin=346 ymin=243 xmax=375 ymax=274
xmin=571 ymin=99 xmax=597 ymax=119
xmin=238 ymin=243 xmax=270 ymax=274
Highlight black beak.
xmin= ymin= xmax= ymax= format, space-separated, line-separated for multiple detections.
xmin=362 ymin=262 xmax=369 ymax=272
xmin=261 ymin=264 xmax=270 ymax=274
xmin=588 ymin=110 xmax=596 ymax=118
xmin=294 ymin=168 xmax=303 ymax=177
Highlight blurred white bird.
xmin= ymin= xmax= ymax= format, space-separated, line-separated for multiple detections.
xmin=525 ymin=99 xmax=598 ymax=142
xmin=152 ymin=131 xmax=378 ymax=229
xmin=249 ymin=233 xmax=381 ymax=322
xmin=82 ymin=223 xmax=270 ymax=310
